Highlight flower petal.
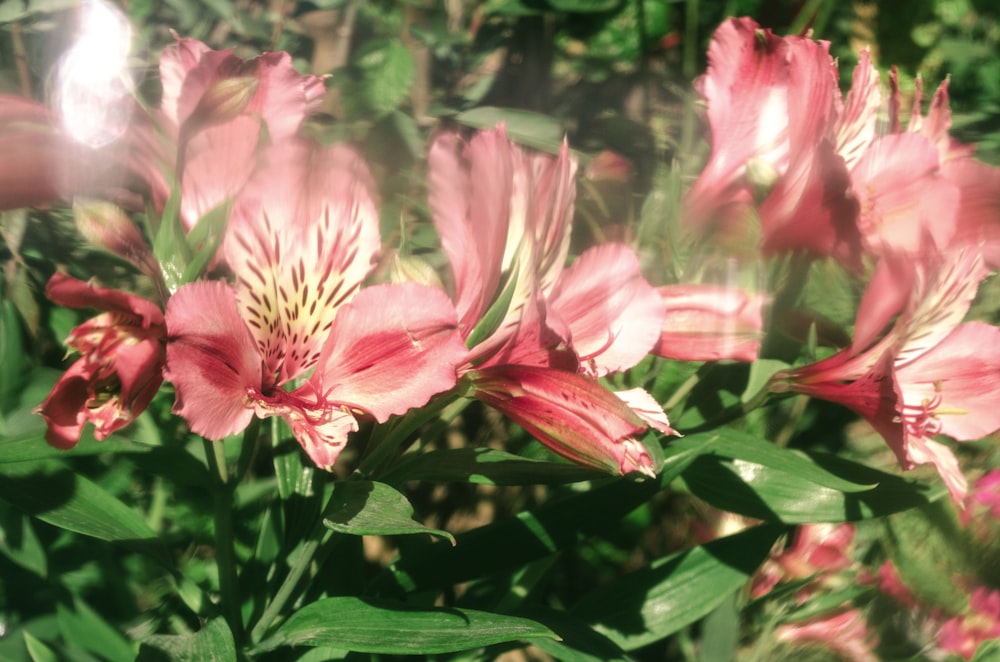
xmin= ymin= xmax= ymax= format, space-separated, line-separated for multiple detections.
xmin=548 ymin=244 xmax=664 ymax=375
xmin=653 ymin=283 xmax=765 ymax=362
xmin=225 ymin=140 xmax=381 ymax=383
xmin=311 ymin=283 xmax=468 ymax=422
xmin=164 ymin=281 xmax=262 ymax=439
xmin=471 ymin=365 xmax=654 ymax=476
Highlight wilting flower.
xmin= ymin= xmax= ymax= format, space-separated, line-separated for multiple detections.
xmin=426 ymin=127 xmax=670 ymax=476
xmin=652 ymin=284 xmax=765 ymax=362
xmin=164 ymin=140 xmax=467 ymax=469
xmin=37 ymin=273 xmax=166 ymax=449
xmin=142 ymin=36 xmax=326 ymax=230
xmin=774 ymin=250 xmax=1000 ymax=502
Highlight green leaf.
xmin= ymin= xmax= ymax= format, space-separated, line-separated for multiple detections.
xmin=548 ymin=0 xmax=621 ymax=11
xmin=514 ymin=607 xmax=631 ymax=662
xmin=369 ymin=474 xmax=673 ymax=596
xmin=357 ymin=40 xmax=415 ymax=117
xmin=465 ymin=267 xmax=520 ymax=350
xmin=0 ymin=299 xmax=26 ymax=412
xmin=0 ymin=504 xmax=47 ymax=577
xmin=180 ymin=200 xmax=231 ymax=283
xmin=0 ymin=428 xmax=154 ymax=464
xmin=571 ymin=524 xmax=785 ymax=650
xmin=681 ymin=451 xmax=933 ymax=524
xmin=138 ymin=617 xmax=237 ymax=662
xmin=152 ymin=183 xmax=191 ymax=293
xmin=384 ymin=447 xmax=605 ymax=486
xmin=323 ymin=480 xmax=454 ymax=544
xmin=455 ymin=107 xmax=566 ymax=153
xmin=671 ymin=430 xmax=875 ymax=493
xmin=22 ymin=631 xmax=58 ymax=662
xmin=57 ymin=599 xmax=134 ymax=662
xmin=258 ymin=597 xmax=557 ymax=654
xmin=0 ymin=461 xmax=168 ymax=562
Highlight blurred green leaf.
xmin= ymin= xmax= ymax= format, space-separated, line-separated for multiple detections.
xmin=349 ymin=40 xmax=416 ymax=118
xmin=138 ymin=617 xmax=237 ymax=662
xmin=22 ymin=631 xmax=58 ymax=662
xmin=180 ymin=200 xmax=231 ymax=284
xmin=571 ymin=524 xmax=784 ymax=650
xmin=257 ymin=597 xmax=557 ymax=654
xmin=0 ymin=504 xmax=47 ymax=578
xmin=0 ymin=461 xmax=168 ymax=563
xmin=56 ymin=599 xmax=134 ymax=662
xmin=455 ymin=107 xmax=566 ymax=153
xmin=514 ymin=607 xmax=632 ymax=662
xmin=323 ymin=480 xmax=455 ymax=544
xmin=0 ymin=299 xmax=26 ymax=412
xmin=681 ymin=451 xmax=933 ymax=524
xmin=384 ymin=447 xmax=605 ymax=486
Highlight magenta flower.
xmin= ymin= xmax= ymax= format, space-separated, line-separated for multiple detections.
xmin=939 ymin=588 xmax=1000 ymax=660
xmin=37 ymin=273 xmax=166 ymax=449
xmin=777 ymin=250 xmax=1000 ymax=501
xmin=142 ymin=36 xmax=326 ymax=230
xmin=775 ymin=609 xmax=880 ymax=662
xmin=164 ymin=140 xmax=467 ymax=469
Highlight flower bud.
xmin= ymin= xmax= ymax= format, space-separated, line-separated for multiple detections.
xmin=73 ymin=198 xmax=159 ymax=279
xmin=190 ymin=75 xmax=259 ymax=128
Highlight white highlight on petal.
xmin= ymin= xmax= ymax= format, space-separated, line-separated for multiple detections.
xmin=52 ymin=0 xmax=133 ymax=147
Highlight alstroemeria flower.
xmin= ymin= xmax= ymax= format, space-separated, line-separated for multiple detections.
xmin=471 ymin=365 xmax=662 ymax=476
xmin=775 ymin=250 xmax=1000 ymax=501
xmin=427 ymin=126 xmax=671 ymax=476
xmin=775 ymin=609 xmax=880 ymax=662
xmin=939 ymin=588 xmax=1000 ymax=660
xmin=685 ymin=18 xmax=969 ymax=268
xmin=36 ymin=273 xmax=166 ymax=449
xmin=652 ymin=284 xmax=765 ymax=362
xmin=164 ymin=140 xmax=467 ymax=468
xmin=144 ymin=36 xmax=326 ymax=229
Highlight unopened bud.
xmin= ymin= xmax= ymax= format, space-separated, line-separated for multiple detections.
xmin=192 ymin=75 xmax=259 ymax=127
xmin=73 ymin=198 xmax=159 ymax=278
xmin=388 ymin=252 xmax=444 ymax=290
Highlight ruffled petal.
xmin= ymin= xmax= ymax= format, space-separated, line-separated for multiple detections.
xmin=46 ymin=272 xmax=164 ymax=328
xmin=311 ymin=283 xmax=468 ymax=422
xmin=548 ymin=244 xmax=664 ymax=375
xmin=164 ymin=281 xmax=262 ymax=439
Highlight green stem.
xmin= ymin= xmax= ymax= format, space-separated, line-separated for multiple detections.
xmin=204 ymin=438 xmax=243 ymax=641
xmin=249 ymin=504 xmax=332 ymax=644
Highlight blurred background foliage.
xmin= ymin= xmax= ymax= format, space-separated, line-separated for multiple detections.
xmin=2 ymin=1 xmax=1000 ymax=661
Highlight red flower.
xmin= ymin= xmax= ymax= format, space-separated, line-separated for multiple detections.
xmin=36 ymin=274 xmax=165 ymax=449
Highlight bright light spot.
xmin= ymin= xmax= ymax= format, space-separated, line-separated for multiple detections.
xmin=52 ymin=0 xmax=133 ymax=147
xmin=753 ymin=88 xmax=790 ymax=171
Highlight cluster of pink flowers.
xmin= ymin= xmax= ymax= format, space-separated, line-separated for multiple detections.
xmin=685 ymin=17 xmax=1000 ymax=502
xmin=3 ymin=33 xmax=769 ymax=476
xmin=751 ymin=524 xmax=880 ymax=661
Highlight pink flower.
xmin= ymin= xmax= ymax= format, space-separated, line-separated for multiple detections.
xmin=427 ymin=127 xmax=671 ymax=475
xmin=778 ymin=250 xmax=1000 ymax=502
xmin=470 ymin=365 xmax=660 ymax=476
xmin=685 ymin=18 xmax=974 ymax=268
xmin=752 ymin=524 xmax=855 ymax=599
xmin=164 ymin=140 xmax=467 ymax=469
xmin=939 ymin=588 xmax=1000 ymax=660
xmin=36 ymin=273 xmax=166 ymax=449
xmin=144 ymin=36 xmax=326 ymax=230
xmin=775 ymin=609 xmax=880 ymax=662
xmin=652 ymin=284 xmax=765 ymax=362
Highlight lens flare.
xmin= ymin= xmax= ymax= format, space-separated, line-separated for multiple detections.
xmin=51 ymin=0 xmax=133 ymax=147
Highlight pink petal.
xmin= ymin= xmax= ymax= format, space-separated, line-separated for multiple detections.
xmin=428 ymin=129 xmax=512 ymax=330
xmin=46 ymin=273 xmax=164 ymax=327
xmin=653 ymin=283 xmax=765 ymax=363
xmin=36 ymin=361 xmax=94 ymax=449
xmin=944 ymin=157 xmax=1000 ymax=267
xmin=471 ymin=365 xmax=654 ymax=476
xmin=897 ymin=322 xmax=1000 ymax=443
xmin=548 ymin=244 xmax=664 ymax=375
xmin=614 ymin=388 xmax=676 ymax=435
xmin=851 ymin=133 xmax=960 ymax=256
xmin=905 ymin=436 xmax=966 ymax=504
xmin=311 ymin=283 xmax=468 ymax=422
xmin=835 ymin=51 xmax=881 ymax=170
xmin=225 ymin=140 xmax=381 ymax=383
xmin=164 ymin=281 xmax=262 ymax=439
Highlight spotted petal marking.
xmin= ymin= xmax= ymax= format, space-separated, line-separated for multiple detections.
xmin=226 ymin=141 xmax=380 ymax=385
